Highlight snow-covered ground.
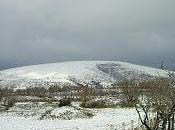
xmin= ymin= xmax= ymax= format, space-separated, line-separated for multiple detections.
xmin=0 ymin=61 xmax=168 ymax=89
xmin=0 ymin=61 xmax=167 ymax=130
xmin=0 ymin=107 xmax=138 ymax=130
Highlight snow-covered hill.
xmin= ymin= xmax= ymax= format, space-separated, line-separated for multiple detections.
xmin=0 ymin=61 xmax=168 ymax=89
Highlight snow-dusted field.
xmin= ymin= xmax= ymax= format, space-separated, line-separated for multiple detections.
xmin=0 ymin=61 xmax=168 ymax=89
xmin=0 ymin=61 xmax=164 ymax=130
xmin=0 ymin=107 xmax=138 ymax=130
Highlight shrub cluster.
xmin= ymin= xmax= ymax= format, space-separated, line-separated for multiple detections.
xmin=59 ymin=98 xmax=71 ymax=107
xmin=80 ymin=100 xmax=111 ymax=108
xmin=5 ymin=97 xmax=16 ymax=110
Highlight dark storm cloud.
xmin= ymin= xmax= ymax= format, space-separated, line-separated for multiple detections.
xmin=0 ymin=0 xmax=175 ymax=70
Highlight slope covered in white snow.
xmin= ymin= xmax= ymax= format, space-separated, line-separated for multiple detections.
xmin=0 ymin=102 xmax=138 ymax=130
xmin=0 ymin=61 xmax=168 ymax=89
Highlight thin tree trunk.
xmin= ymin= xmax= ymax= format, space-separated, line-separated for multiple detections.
xmin=162 ymin=118 xmax=167 ymax=130
xmin=168 ymin=116 xmax=171 ymax=130
xmin=135 ymin=105 xmax=152 ymax=130
xmin=171 ymin=114 xmax=174 ymax=130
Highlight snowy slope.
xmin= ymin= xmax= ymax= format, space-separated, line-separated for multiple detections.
xmin=0 ymin=61 xmax=168 ymax=89
xmin=0 ymin=107 xmax=138 ymax=130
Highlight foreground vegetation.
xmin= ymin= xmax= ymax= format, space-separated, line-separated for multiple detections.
xmin=118 ymin=74 xmax=175 ymax=130
xmin=0 ymin=72 xmax=175 ymax=130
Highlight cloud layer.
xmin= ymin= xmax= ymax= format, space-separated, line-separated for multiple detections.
xmin=0 ymin=0 xmax=175 ymax=70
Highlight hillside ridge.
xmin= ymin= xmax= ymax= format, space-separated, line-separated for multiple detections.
xmin=0 ymin=61 xmax=168 ymax=89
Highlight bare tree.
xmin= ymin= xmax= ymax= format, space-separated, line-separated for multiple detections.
xmin=118 ymin=76 xmax=175 ymax=130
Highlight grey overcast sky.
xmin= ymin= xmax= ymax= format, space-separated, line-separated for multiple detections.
xmin=0 ymin=0 xmax=175 ymax=70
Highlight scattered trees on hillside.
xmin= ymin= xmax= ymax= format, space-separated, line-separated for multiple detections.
xmin=0 ymin=88 xmax=4 ymax=101
xmin=117 ymin=79 xmax=140 ymax=107
xmin=25 ymin=87 xmax=48 ymax=98
xmin=0 ymin=87 xmax=13 ymax=101
xmin=0 ymin=87 xmax=16 ymax=110
xmin=118 ymin=75 xmax=175 ymax=130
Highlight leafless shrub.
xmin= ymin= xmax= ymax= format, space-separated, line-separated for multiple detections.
xmin=118 ymin=75 xmax=175 ymax=130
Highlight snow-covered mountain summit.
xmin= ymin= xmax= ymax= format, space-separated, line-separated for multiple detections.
xmin=0 ymin=61 xmax=168 ymax=89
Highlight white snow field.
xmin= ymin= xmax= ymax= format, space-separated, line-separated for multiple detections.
xmin=0 ymin=61 xmax=168 ymax=130
xmin=0 ymin=61 xmax=168 ymax=89
xmin=0 ymin=107 xmax=138 ymax=130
